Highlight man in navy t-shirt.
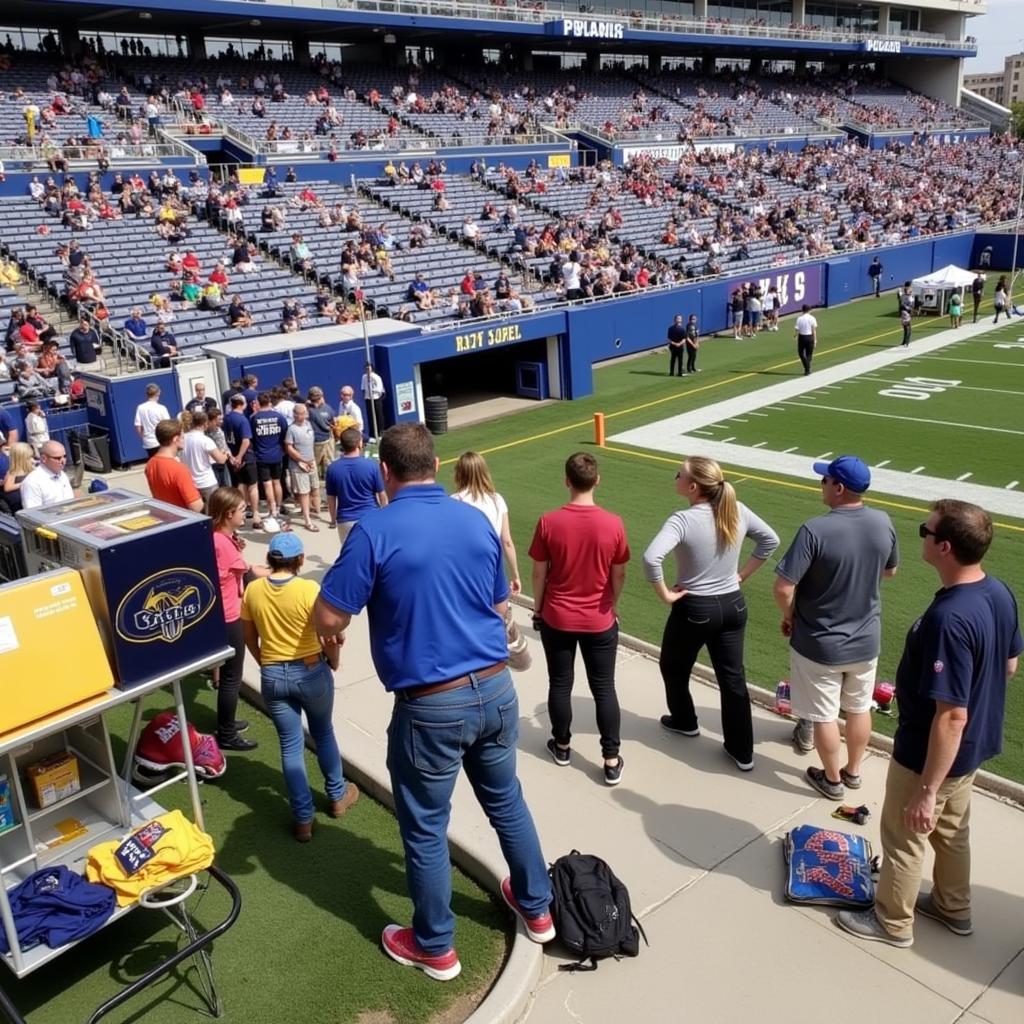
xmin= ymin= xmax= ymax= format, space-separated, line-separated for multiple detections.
xmin=838 ymin=499 xmax=1021 ymax=949
xmin=324 ymin=428 xmax=386 ymax=544
xmin=224 ymin=395 xmax=259 ymax=523
xmin=251 ymin=392 xmax=287 ymax=521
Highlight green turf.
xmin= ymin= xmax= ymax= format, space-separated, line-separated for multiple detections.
xmin=689 ymin=324 xmax=1024 ymax=486
xmin=4 ymin=687 xmax=507 ymax=1024
xmin=431 ymin=293 xmax=1024 ymax=784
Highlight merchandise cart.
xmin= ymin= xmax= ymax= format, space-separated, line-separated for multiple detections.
xmin=0 ymin=648 xmax=240 ymax=1024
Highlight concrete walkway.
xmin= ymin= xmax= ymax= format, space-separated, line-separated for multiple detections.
xmin=109 ymin=467 xmax=1024 ymax=1024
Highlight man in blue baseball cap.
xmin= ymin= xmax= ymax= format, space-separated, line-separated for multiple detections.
xmin=773 ymin=456 xmax=900 ymax=800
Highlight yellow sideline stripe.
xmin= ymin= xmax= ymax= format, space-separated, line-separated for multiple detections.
xmin=600 ymin=444 xmax=1024 ymax=534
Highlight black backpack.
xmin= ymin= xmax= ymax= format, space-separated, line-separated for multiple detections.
xmin=548 ymin=850 xmax=648 ymax=971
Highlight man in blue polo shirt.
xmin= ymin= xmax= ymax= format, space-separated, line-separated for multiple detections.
xmin=838 ymin=499 xmax=1021 ymax=948
xmin=0 ymin=407 xmax=18 ymax=448
xmin=224 ymin=394 xmax=259 ymax=524
xmin=251 ymin=392 xmax=287 ymax=522
xmin=324 ymin=429 xmax=386 ymax=544
xmin=314 ymin=423 xmax=553 ymax=982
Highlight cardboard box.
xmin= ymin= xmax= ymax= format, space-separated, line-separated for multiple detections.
xmin=26 ymin=752 xmax=80 ymax=809
xmin=0 ymin=570 xmax=114 ymax=734
xmin=0 ymin=774 xmax=14 ymax=833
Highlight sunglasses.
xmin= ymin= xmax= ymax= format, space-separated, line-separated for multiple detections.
xmin=918 ymin=523 xmax=944 ymax=542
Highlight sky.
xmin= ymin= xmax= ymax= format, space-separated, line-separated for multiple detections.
xmin=964 ymin=0 xmax=1024 ymax=72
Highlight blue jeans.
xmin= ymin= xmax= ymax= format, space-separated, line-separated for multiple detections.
xmin=387 ymin=668 xmax=551 ymax=955
xmin=261 ymin=658 xmax=347 ymax=824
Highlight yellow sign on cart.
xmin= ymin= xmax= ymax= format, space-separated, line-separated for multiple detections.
xmin=0 ymin=570 xmax=114 ymax=734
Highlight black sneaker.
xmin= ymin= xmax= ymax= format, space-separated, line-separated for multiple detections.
xmin=660 ymin=715 xmax=700 ymax=737
xmin=546 ymin=738 xmax=570 ymax=767
xmin=219 ymin=734 xmax=258 ymax=752
xmin=603 ymin=756 xmax=624 ymax=786
xmin=233 ymin=719 xmax=250 ymax=734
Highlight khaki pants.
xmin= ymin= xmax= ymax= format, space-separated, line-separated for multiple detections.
xmin=314 ymin=439 xmax=336 ymax=478
xmin=875 ymin=759 xmax=975 ymax=939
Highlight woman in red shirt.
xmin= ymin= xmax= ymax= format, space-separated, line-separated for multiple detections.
xmin=208 ymin=488 xmax=269 ymax=751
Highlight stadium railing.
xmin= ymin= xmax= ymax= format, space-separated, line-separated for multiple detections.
xmin=0 ymin=139 xmax=205 ymax=171
xmin=211 ymin=0 xmax=975 ymax=50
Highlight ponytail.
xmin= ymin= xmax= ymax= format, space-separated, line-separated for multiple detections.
xmin=684 ymin=456 xmax=739 ymax=550
xmin=709 ymin=480 xmax=739 ymax=550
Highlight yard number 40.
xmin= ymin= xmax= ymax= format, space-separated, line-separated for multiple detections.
xmin=878 ymin=377 xmax=962 ymax=401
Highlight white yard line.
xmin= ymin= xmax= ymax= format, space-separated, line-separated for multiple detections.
xmin=782 ymin=447 xmax=800 ymax=453
xmin=816 ymin=452 xmax=833 ymax=459
xmin=957 ymin=472 xmax=973 ymax=482
xmin=751 ymin=441 xmax=768 ymax=448
xmin=1008 ymin=482 xmax=1020 ymax=491
xmin=875 ymin=459 xmax=891 ymax=468
xmin=857 ymin=379 xmax=1024 ymax=397
xmin=780 ymin=402 xmax=1024 ymax=438
xmin=748 ymin=411 xmax=770 ymax=417
xmin=727 ymin=418 xmax=749 ymax=423
xmin=924 ymin=356 xmax=1024 ymax=368
xmin=691 ymin=429 xmax=715 ymax=435
xmin=721 ymin=436 xmax=736 ymax=442
xmin=911 ymin=466 xmax=925 ymax=474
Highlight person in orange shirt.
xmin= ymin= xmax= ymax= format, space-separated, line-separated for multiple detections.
xmin=144 ymin=420 xmax=202 ymax=511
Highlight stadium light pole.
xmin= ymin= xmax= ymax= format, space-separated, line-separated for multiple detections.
xmin=356 ymin=291 xmax=380 ymax=441
xmin=1011 ymin=148 xmax=1024 ymax=299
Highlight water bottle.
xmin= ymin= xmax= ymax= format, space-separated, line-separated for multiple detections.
xmin=775 ymin=680 xmax=791 ymax=716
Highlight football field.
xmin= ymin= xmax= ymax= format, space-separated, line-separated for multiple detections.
xmin=432 ymin=296 xmax=1024 ymax=782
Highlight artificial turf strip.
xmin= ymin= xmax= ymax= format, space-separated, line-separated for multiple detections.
xmin=4 ymin=686 xmax=507 ymax=1024
xmin=431 ymin=294 xmax=1024 ymax=785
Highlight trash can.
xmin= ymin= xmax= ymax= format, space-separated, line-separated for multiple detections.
xmin=69 ymin=425 xmax=112 ymax=474
xmin=424 ymin=395 xmax=448 ymax=435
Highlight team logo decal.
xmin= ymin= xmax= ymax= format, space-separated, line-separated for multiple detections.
xmin=115 ymin=568 xmax=217 ymax=644
xmin=933 ymin=660 xmax=944 ymax=673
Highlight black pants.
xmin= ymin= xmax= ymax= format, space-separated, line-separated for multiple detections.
xmin=669 ymin=346 xmax=683 ymax=376
xmin=366 ymin=397 xmax=385 ymax=437
xmin=658 ymin=592 xmax=753 ymax=763
xmin=541 ymin=621 xmax=620 ymax=759
xmin=686 ymin=343 xmax=698 ymax=373
xmin=993 ymin=305 xmax=1008 ymax=323
xmin=902 ymin=323 xmax=912 ymax=346
xmin=972 ymin=295 xmax=980 ymax=322
xmin=872 ymin=278 xmax=881 ymax=297
xmin=218 ymin=618 xmax=246 ymax=741
xmin=797 ymin=336 xmax=814 ymax=374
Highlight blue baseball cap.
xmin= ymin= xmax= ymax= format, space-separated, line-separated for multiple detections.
xmin=812 ymin=455 xmax=871 ymax=494
xmin=268 ymin=532 xmax=304 ymax=558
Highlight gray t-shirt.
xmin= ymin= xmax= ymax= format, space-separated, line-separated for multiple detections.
xmin=285 ymin=421 xmax=315 ymax=470
xmin=643 ymin=501 xmax=779 ymax=595
xmin=775 ymin=505 xmax=899 ymax=665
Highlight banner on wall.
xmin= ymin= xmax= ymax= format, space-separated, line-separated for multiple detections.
xmin=620 ymin=142 xmax=736 ymax=162
xmin=722 ymin=264 xmax=825 ymax=316
xmin=395 ymin=381 xmax=416 ymax=415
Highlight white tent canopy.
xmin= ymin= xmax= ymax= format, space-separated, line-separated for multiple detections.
xmin=911 ymin=264 xmax=977 ymax=289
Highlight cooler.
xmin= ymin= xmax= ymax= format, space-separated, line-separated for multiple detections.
xmin=0 ymin=569 xmax=114 ymax=734
xmin=16 ymin=494 xmax=226 ymax=689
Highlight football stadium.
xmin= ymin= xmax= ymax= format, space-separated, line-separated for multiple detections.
xmin=0 ymin=0 xmax=1022 ymax=1021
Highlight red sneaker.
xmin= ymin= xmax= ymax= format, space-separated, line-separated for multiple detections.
xmin=500 ymin=877 xmax=556 ymax=943
xmin=381 ymin=925 xmax=461 ymax=982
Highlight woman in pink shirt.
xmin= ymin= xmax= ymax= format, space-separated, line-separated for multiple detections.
xmin=209 ymin=488 xmax=269 ymax=752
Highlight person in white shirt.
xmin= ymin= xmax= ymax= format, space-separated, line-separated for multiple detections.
xmin=21 ymin=441 xmax=74 ymax=509
xmin=450 ymin=450 xmax=521 ymax=594
xmin=24 ymin=401 xmax=50 ymax=455
xmin=794 ymin=304 xmax=818 ymax=376
xmin=360 ymin=363 xmax=385 ymax=441
xmin=134 ymin=383 xmax=171 ymax=459
xmin=561 ymin=258 xmax=583 ymax=300
xmin=182 ymin=410 xmax=228 ymax=506
xmin=337 ymin=385 xmax=364 ymax=433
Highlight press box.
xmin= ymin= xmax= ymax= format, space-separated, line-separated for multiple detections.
xmin=18 ymin=493 xmax=227 ymax=689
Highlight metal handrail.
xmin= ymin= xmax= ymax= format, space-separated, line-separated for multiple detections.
xmin=207 ymin=0 xmax=976 ymax=50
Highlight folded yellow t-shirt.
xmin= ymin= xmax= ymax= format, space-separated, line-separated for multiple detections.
xmin=86 ymin=809 xmax=214 ymax=906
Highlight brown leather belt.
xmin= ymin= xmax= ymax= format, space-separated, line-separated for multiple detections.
xmin=397 ymin=661 xmax=508 ymax=700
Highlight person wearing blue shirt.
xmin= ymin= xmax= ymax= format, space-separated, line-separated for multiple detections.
xmin=0 ymin=407 xmax=17 ymax=448
xmin=150 ymin=323 xmax=179 ymax=369
xmin=224 ymin=395 xmax=259 ymax=523
xmin=123 ymin=308 xmax=148 ymax=344
xmin=838 ymin=499 xmax=1021 ymax=949
xmin=314 ymin=423 xmax=554 ymax=982
xmin=324 ymin=429 xmax=386 ymax=543
xmin=251 ymin=392 xmax=287 ymax=521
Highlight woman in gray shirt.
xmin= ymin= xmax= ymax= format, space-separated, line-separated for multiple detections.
xmin=643 ymin=456 xmax=779 ymax=771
